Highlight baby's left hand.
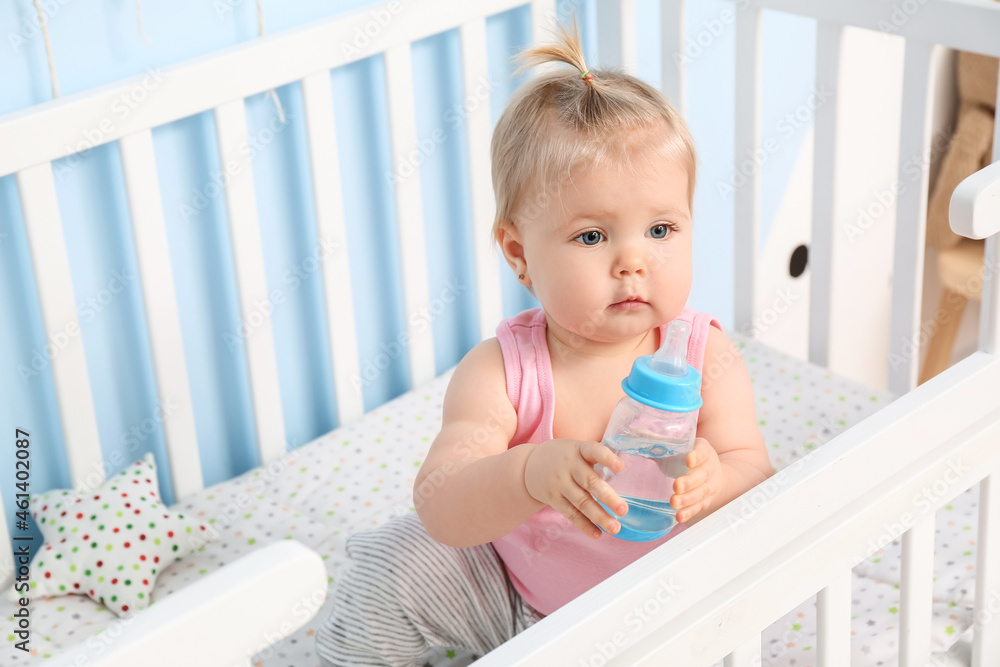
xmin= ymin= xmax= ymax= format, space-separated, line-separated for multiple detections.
xmin=671 ymin=438 xmax=721 ymax=524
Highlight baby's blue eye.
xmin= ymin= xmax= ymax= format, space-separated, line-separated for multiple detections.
xmin=649 ymin=224 xmax=672 ymax=239
xmin=576 ymin=230 xmax=604 ymax=246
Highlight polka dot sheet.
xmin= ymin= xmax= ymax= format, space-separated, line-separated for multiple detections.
xmin=2 ymin=335 xmax=985 ymax=667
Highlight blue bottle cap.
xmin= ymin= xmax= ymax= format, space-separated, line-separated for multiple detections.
xmin=621 ymin=356 xmax=703 ymax=412
xmin=621 ymin=320 xmax=703 ymax=412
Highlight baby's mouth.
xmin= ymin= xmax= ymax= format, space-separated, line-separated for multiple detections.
xmin=610 ymin=297 xmax=648 ymax=310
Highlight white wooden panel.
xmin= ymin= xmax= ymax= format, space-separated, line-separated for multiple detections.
xmin=620 ymin=0 xmax=637 ymax=76
xmin=596 ymin=1 xmax=622 ymax=69
xmin=383 ymin=43 xmax=435 ymax=388
xmin=899 ymin=517 xmax=935 ymax=666
xmin=723 ymin=634 xmax=760 ymax=667
xmin=807 ymin=21 xmax=841 ymax=368
xmin=459 ymin=18 xmax=504 ymax=342
xmin=300 ymin=71 xmax=364 ymax=425
xmin=733 ymin=8 xmax=761 ymax=333
xmin=977 ymin=80 xmax=1000 ymax=355
xmin=213 ymin=100 xmax=287 ymax=463
xmin=16 ymin=163 xmax=103 ymax=491
xmin=980 ymin=235 xmax=1000 ymax=355
xmin=973 ymin=474 xmax=1000 ymax=666
xmin=887 ymin=39 xmax=935 ymax=395
xmin=659 ymin=0 xmax=686 ymax=114
xmin=529 ymin=0 xmax=557 ymax=41
xmin=46 ymin=540 xmax=326 ymax=667
xmin=619 ymin=0 xmax=637 ymax=76
xmin=994 ymin=81 xmax=1000 ymax=163
xmin=746 ymin=0 xmax=1000 ymax=59
xmin=816 ymin=570 xmax=851 ymax=666
xmin=118 ymin=129 xmax=204 ymax=499
xmin=0 ymin=0 xmax=534 ymax=178
xmin=530 ymin=0 xmax=559 ymax=78
xmin=596 ymin=0 xmax=637 ymax=76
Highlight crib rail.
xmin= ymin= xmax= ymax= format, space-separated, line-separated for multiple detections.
xmin=750 ymin=0 xmax=1000 ymax=59
xmin=45 ymin=539 xmax=327 ymax=667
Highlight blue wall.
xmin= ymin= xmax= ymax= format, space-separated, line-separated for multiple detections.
xmin=0 ymin=1 xmax=816 ymax=537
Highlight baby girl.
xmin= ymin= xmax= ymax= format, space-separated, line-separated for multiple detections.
xmin=317 ymin=18 xmax=772 ymax=667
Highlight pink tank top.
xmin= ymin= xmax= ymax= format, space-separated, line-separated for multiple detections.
xmin=491 ymin=306 xmax=722 ymax=616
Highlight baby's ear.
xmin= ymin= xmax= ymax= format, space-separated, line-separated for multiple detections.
xmin=496 ymin=222 xmax=526 ymax=271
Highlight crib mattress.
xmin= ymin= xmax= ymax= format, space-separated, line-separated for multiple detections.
xmin=2 ymin=334 xmax=983 ymax=667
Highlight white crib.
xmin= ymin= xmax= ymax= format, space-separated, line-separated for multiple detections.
xmin=1 ymin=0 xmax=999 ymax=665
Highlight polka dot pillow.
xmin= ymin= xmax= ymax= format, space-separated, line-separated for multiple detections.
xmin=21 ymin=453 xmax=209 ymax=617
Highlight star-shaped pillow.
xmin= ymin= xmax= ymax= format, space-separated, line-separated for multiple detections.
xmin=23 ymin=452 xmax=209 ymax=617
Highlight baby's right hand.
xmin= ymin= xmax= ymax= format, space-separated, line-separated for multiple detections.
xmin=523 ymin=440 xmax=629 ymax=539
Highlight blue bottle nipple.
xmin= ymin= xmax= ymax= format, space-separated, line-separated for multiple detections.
xmin=621 ymin=321 xmax=702 ymax=413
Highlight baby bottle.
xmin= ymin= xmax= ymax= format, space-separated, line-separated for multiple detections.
xmin=594 ymin=320 xmax=702 ymax=542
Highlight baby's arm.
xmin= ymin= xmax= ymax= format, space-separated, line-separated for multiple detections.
xmin=415 ymin=338 xmax=627 ymax=547
xmin=670 ymin=327 xmax=773 ymax=525
xmin=414 ymin=339 xmax=538 ymax=547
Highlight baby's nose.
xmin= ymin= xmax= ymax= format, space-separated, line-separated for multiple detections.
xmin=615 ymin=248 xmax=647 ymax=275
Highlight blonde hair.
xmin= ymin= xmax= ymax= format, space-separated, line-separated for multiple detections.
xmin=490 ymin=17 xmax=697 ymax=243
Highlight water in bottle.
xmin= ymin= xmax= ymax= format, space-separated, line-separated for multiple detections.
xmin=594 ymin=320 xmax=702 ymax=542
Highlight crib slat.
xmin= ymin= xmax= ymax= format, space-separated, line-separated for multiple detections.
xmin=900 ymin=515 xmax=935 ymax=666
xmin=816 ymin=570 xmax=851 ymax=666
xmin=807 ymin=21 xmax=841 ymax=369
xmin=213 ymin=99 xmax=288 ymax=463
xmin=660 ymin=0 xmax=686 ymax=113
xmin=530 ymin=0 xmax=556 ymax=39
xmin=16 ymin=162 xmax=104 ymax=490
xmin=384 ymin=43 xmax=436 ymax=388
xmin=595 ymin=1 xmax=621 ymax=70
xmin=973 ymin=474 xmax=999 ymax=666
xmin=722 ymin=634 xmax=760 ymax=667
xmin=530 ymin=0 xmax=558 ymax=78
xmin=300 ymin=70 xmax=364 ymax=425
xmin=596 ymin=0 xmax=637 ymax=76
xmin=459 ymin=18 xmax=504 ymax=342
xmin=119 ymin=129 xmax=204 ymax=499
xmin=733 ymin=7 xmax=762 ymax=334
xmin=978 ymin=82 xmax=1000 ymax=356
xmin=619 ymin=0 xmax=636 ymax=77
xmin=958 ymin=84 xmax=999 ymax=667
xmin=887 ymin=39 xmax=935 ymax=395
xmin=982 ymin=236 xmax=1000 ymax=358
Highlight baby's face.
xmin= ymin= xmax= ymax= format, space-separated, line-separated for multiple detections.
xmin=517 ymin=147 xmax=692 ymax=347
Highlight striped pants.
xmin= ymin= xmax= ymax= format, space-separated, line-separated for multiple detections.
xmin=315 ymin=512 xmax=545 ymax=667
